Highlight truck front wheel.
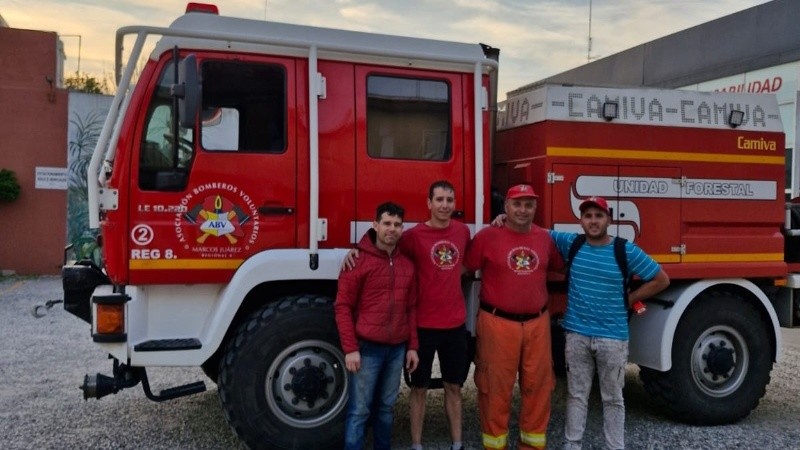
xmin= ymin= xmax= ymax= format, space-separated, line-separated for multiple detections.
xmin=639 ymin=292 xmax=773 ymax=424
xmin=218 ymin=295 xmax=347 ymax=449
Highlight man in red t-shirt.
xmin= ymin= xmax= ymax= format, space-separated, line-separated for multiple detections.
xmin=402 ymin=181 xmax=471 ymax=450
xmin=464 ymin=184 xmax=564 ymax=450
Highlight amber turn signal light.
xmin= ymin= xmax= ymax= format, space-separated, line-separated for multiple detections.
xmin=96 ymin=303 xmax=125 ymax=335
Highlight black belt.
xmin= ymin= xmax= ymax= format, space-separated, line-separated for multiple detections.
xmin=480 ymin=302 xmax=547 ymax=322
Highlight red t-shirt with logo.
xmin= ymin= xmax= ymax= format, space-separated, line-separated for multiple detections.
xmin=399 ymin=221 xmax=471 ymax=329
xmin=464 ymin=224 xmax=564 ymax=314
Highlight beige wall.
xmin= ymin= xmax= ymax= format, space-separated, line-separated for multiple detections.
xmin=0 ymin=28 xmax=68 ymax=275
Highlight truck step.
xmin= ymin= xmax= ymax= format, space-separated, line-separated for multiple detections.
xmin=134 ymin=338 xmax=202 ymax=352
xmin=149 ymin=381 xmax=207 ymax=401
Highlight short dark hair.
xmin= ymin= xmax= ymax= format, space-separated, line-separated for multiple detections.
xmin=428 ymin=180 xmax=455 ymax=200
xmin=375 ymin=202 xmax=405 ymax=221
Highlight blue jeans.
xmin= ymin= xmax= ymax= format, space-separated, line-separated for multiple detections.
xmin=344 ymin=341 xmax=406 ymax=450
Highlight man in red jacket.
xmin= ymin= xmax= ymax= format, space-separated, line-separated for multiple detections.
xmin=335 ymin=201 xmax=420 ymax=450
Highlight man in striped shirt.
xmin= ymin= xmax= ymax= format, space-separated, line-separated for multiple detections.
xmin=550 ymin=196 xmax=669 ymax=450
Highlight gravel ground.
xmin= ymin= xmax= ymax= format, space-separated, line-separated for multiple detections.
xmin=2 ymin=275 xmax=800 ymax=449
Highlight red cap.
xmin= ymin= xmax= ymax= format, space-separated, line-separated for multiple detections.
xmin=506 ymin=184 xmax=538 ymax=199
xmin=579 ymin=196 xmax=610 ymax=215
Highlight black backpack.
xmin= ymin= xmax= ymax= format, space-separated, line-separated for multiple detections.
xmin=565 ymin=234 xmax=631 ymax=313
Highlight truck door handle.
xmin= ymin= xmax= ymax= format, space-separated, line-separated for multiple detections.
xmin=258 ymin=206 xmax=295 ymax=215
xmin=453 ymin=210 xmax=464 ymax=218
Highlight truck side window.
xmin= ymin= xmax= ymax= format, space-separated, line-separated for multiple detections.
xmin=367 ymin=75 xmax=451 ymax=160
xmin=139 ymin=60 xmax=194 ymax=191
xmin=201 ymin=60 xmax=286 ymax=153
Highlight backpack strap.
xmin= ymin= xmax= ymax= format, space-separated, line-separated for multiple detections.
xmin=613 ymin=237 xmax=630 ymax=309
xmin=565 ymin=234 xmax=587 ymax=276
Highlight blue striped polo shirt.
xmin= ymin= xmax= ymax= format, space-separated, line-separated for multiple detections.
xmin=550 ymin=230 xmax=661 ymax=340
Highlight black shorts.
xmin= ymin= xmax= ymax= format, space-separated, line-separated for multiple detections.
xmin=408 ymin=325 xmax=469 ymax=388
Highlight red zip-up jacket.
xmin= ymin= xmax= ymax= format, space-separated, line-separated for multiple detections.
xmin=335 ymin=229 xmax=418 ymax=354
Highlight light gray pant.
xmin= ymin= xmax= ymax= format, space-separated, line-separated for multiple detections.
xmin=563 ymin=332 xmax=628 ymax=450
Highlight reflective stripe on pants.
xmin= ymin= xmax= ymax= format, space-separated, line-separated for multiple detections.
xmin=519 ymin=430 xmax=546 ymax=448
xmin=481 ymin=432 xmax=508 ymax=449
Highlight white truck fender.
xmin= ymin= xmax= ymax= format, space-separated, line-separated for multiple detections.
xmin=200 ymin=248 xmax=350 ymax=357
xmin=129 ymin=248 xmax=349 ymax=366
xmin=628 ymin=278 xmax=782 ymax=371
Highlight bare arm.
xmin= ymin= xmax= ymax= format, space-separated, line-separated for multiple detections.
xmin=629 ymin=269 xmax=670 ymax=306
xmin=405 ymin=349 xmax=419 ymax=373
xmin=490 ymin=213 xmax=506 ymax=227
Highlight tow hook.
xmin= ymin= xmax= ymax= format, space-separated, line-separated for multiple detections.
xmin=31 ymin=299 xmax=64 ymax=318
xmin=82 ymin=359 xmax=206 ymax=402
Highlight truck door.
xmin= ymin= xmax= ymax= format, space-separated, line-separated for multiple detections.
xmin=618 ymin=166 xmax=681 ymax=264
xmin=551 ymin=164 xmax=681 ymax=264
xmin=353 ymin=68 xmax=467 ymax=230
xmin=128 ymin=54 xmax=297 ymax=284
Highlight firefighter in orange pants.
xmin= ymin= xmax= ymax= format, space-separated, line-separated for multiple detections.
xmin=465 ymin=184 xmax=564 ymax=449
xmin=474 ymin=308 xmax=553 ymax=449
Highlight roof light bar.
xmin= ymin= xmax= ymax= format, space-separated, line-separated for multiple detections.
xmin=186 ymin=2 xmax=219 ymax=14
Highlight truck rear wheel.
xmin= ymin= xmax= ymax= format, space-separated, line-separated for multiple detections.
xmin=639 ymin=291 xmax=773 ymax=424
xmin=218 ymin=295 xmax=347 ymax=449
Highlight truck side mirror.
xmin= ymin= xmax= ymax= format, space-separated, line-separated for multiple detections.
xmin=172 ymin=54 xmax=200 ymax=130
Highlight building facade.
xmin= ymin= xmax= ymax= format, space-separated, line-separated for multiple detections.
xmin=0 ymin=26 xmax=68 ymax=275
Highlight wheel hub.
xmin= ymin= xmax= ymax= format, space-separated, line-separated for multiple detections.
xmin=287 ymin=358 xmax=333 ymax=407
xmin=705 ymin=342 xmax=735 ymax=377
xmin=266 ymin=340 xmax=347 ymax=428
xmin=691 ymin=325 xmax=748 ymax=397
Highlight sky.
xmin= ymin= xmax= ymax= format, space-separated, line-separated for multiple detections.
xmin=0 ymin=0 xmax=772 ymax=96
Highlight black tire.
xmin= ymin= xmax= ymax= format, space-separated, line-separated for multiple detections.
xmin=639 ymin=291 xmax=773 ymax=425
xmin=218 ymin=295 xmax=347 ymax=450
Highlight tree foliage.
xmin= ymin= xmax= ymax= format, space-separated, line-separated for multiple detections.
xmin=0 ymin=169 xmax=21 ymax=202
xmin=64 ymin=72 xmax=112 ymax=95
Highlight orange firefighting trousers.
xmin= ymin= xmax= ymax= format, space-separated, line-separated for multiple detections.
xmin=474 ymin=310 xmax=554 ymax=449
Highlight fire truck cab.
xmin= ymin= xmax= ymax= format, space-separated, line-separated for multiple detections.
xmin=64 ymin=4 xmax=496 ymax=449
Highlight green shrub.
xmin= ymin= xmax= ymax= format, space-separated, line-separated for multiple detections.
xmin=0 ymin=169 xmax=21 ymax=202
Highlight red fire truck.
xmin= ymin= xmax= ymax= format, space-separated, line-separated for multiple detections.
xmin=62 ymin=3 xmax=795 ymax=449
xmin=494 ymin=83 xmax=787 ymax=427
